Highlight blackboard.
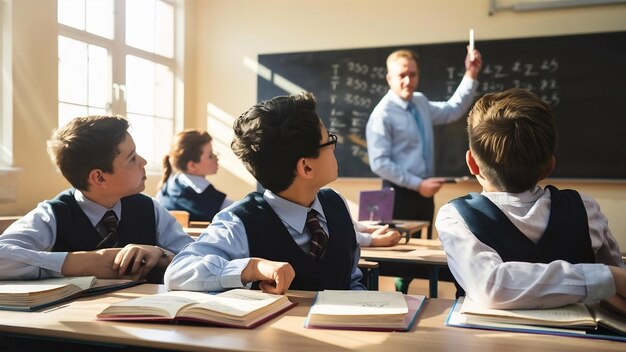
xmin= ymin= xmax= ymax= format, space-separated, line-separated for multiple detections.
xmin=258 ymin=31 xmax=626 ymax=180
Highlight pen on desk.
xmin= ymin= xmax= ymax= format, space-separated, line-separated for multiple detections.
xmin=469 ymin=29 xmax=475 ymax=61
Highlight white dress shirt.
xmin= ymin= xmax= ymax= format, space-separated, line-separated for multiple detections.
xmin=165 ymin=189 xmax=365 ymax=292
xmin=436 ymin=186 xmax=625 ymax=309
xmin=0 ymin=190 xmax=194 ymax=280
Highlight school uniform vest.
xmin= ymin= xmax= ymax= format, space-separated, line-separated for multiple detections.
xmin=48 ymin=189 xmax=157 ymax=252
xmin=450 ymin=185 xmax=594 ymax=297
xmin=231 ymin=189 xmax=357 ymax=291
xmin=158 ymin=176 xmax=226 ymax=221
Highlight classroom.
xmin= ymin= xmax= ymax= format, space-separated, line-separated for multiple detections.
xmin=0 ymin=0 xmax=625 ymax=350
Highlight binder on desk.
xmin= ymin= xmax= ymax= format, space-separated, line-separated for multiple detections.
xmin=358 ymin=189 xmax=395 ymax=222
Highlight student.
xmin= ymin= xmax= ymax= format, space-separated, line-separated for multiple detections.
xmin=0 ymin=116 xmax=194 ymax=283
xmin=436 ymin=88 xmax=626 ymax=313
xmin=156 ymin=129 xmax=232 ymax=222
xmin=165 ymin=92 xmax=395 ymax=294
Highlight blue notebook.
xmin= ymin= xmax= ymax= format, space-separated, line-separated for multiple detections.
xmin=445 ymin=297 xmax=626 ymax=343
xmin=358 ymin=188 xmax=395 ymax=222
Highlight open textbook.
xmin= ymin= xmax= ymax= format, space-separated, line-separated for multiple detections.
xmin=0 ymin=276 xmax=145 ymax=311
xmin=446 ymin=297 xmax=626 ymax=342
xmin=304 ymin=290 xmax=425 ymax=331
xmin=97 ymin=289 xmax=296 ymax=329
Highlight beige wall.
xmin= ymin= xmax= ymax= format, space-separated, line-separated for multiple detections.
xmin=2 ymin=0 xmax=626 ymax=247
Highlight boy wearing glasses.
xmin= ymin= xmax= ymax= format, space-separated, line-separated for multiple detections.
xmin=166 ymin=93 xmax=397 ymax=294
xmin=0 ymin=116 xmax=193 ymax=282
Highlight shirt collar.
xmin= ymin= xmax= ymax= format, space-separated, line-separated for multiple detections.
xmin=386 ymin=89 xmax=412 ymax=110
xmin=74 ymin=189 xmax=122 ymax=226
xmin=178 ymin=173 xmax=210 ymax=193
xmin=263 ymin=189 xmax=326 ymax=233
xmin=481 ymin=186 xmax=545 ymax=207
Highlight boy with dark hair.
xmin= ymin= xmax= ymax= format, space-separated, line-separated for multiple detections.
xmin=166 ymin=93 xmax=384 ymax=293
xmin=0 ymin=116 xmax=193 ymax=282
xmin=436 ymin=88 xmax=626 ymax=313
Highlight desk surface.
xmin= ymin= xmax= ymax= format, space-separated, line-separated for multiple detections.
xmin=0 ymin=284 xmax=622 ymax=352
xmin=361 ymin=238 xmax=447 ymax=266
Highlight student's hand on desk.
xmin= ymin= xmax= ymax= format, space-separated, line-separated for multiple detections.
xmin=242 ymin=258 xmax=295 ymax=295
xmin=369 ymin=225 xmax=402 ymax=247
xmin=113 ymin=244 xmax=163 ymax=279
xmin=417 ymin=178 xmax=446 ymax=198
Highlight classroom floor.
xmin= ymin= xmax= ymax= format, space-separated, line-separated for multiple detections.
xmin=378 ymin=276 xmax=456 ymax=299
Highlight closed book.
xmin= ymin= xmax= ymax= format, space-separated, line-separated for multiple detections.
xmin=304 ymin=290 xmax=425 ymax=331
xmin=97 ymin=289 xmax=296 ymax=329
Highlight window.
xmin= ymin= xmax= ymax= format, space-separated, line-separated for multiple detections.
xmin=57 ymin=0 xmax=179 ymax=171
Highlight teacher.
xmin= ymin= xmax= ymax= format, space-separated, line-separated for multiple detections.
xmin=365 ymin=46 xmax=482 ymax=293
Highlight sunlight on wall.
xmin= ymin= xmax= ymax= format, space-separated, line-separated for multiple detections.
xmin=242 ymin=56 xmax=305 ymax=95
xmin=206 ymin=102 xmax=256 ymax=187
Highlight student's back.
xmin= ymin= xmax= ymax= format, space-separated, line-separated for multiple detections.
xmin=436 ymin=88 xmax=626 ymax=313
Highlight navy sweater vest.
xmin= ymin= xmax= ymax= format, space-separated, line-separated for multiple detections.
xmin=48 ymin=189 xmax=157 ymax=252
xmin=231 ymin=189 xmax=357 ymax=291
xmin=450 ymin=185 xmax=594 ymax=297
xmin=158 ymin=177 xmax=226 ymax=222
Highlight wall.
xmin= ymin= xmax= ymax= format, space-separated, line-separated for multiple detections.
xmin=193 ymin=0 xmax=626 ymax=244
xmin=1 ymin=0 xmax=625 ymax=247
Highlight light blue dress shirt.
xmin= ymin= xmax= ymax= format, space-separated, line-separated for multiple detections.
xmin=164 ymin=189 xmax=366 ymax=292
xmin=0 ymin=190 xmax=194 ymax=280
xmin=366 ymin=76 xmax=478 ymax=190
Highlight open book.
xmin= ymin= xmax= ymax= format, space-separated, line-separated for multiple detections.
xmin=97 ymin=289 xmax=296 ymax=329
xmin=304 ymin=290 xmax=425 ymax=331
xmin=446 ymin=297 xmax=626 ymax=342
xmin=0 ymin=276 xmax=145 ymax=311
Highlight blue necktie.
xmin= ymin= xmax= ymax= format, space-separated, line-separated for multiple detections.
xmin=407 ymin=102 xmax=432 ymax=176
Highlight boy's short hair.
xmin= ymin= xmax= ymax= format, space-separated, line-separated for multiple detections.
xmin=231 ymin=92 xmax=323 ymax=193
xmin=47 ymin=116 xmax=129 ymax=191
xmin=467 ymin=88 xmax=557 ymax=193
xmin=386 ymin=49 xmax=421 ymax=72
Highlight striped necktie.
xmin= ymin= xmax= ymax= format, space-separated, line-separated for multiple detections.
xmin=305 ymin=210 xmax=329 ymax=260
xmin=96 ymin=210 xmax=119 ymax=249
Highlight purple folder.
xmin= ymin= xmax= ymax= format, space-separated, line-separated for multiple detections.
xmin=358 ymin=188 xmax=395 ymax=222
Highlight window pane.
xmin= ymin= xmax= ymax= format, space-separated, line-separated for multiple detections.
xmin=154 ymin=116 xmax=173 ymax=164
xmin=58 ymin=102 xmax=88 ymax=128
xmin=58 ymin=36 xmax=88 ymax=105
xmin=88 ymin=107 xmax=107 ymax=116
xmin=155 ymin=63 xmax=173 ymax=117
xmin=86 ymin=0 xmax=114 ymax=39
xmin=128 ymin=113 xmax=156 ymax=166
xmin=58 ymin=0 xmax=85 ymax=30
xmin=88 ymin=45 xmax=111 ymax=109
xmin=126 ymin=0 xmax=155 ymax=53
xmin=156 ymin=0 xmax=174 ymax=58
xmin=126 ymin=55 xmax=155 ymax=115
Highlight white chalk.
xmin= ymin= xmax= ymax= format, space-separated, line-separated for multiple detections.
xmin=469 ymin=29 xmax=475 ymax=61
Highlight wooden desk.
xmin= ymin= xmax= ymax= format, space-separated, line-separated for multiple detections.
xmin=0 ymin=284 xmax=621 ymax=351
xmin=361 ymin=219 xmax=430 ymax=240
xmin=361 ymin=238 xmax=448 ymax=298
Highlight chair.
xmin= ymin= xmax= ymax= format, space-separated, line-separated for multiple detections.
xmin=168 ymin=210 xmax=190 ymax=228
xmin=358 ymin=259 xmax=380 ymax=290
xmin=0 ymin=216 xmax=20 ymax=235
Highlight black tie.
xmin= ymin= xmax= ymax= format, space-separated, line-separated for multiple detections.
xmin=305 ymin=210 xmax=329 ymax=260
xmin=96 ymin=210 xmax=119 ymax=249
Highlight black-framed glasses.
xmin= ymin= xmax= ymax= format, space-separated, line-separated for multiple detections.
xmin=319 ymin=133 xmax=337 ymax=150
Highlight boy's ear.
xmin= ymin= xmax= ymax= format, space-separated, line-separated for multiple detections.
xmin=539 ymin=156 xmax=556 ymax=180
xmin=88 ymin=169 xmax=107 ymax=188
xmin=466 ymin=150 xmax=480 ymax=175
xmin=296 ymin=157 xmax=314 ymax=180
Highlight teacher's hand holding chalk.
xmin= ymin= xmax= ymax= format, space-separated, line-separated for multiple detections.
xmin=465 ymin=29 xmax=482 ymax=80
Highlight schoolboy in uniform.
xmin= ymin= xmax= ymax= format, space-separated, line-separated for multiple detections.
xmin=165 ymin=93 xmax=376 ymax=294
xmin=436 ymin=88 xmax=626 ymax=313
xmin=0 ymin=116 xmax=193 ymax=283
